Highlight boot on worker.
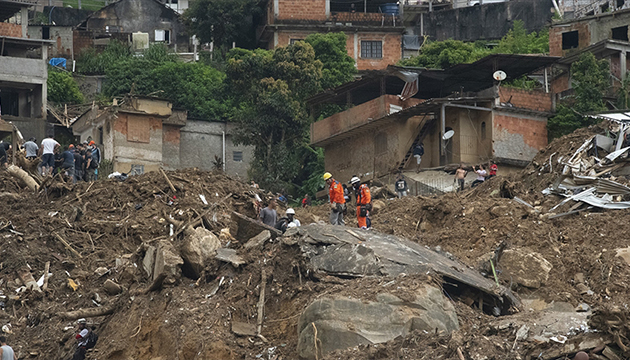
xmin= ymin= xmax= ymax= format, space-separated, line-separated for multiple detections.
xmin=351 ymin=176 xmax=372 ymax=229
xmin=324 ymin=172 xmax=345 ymax=225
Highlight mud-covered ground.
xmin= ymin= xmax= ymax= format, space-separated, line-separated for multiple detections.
xmin=0 ymin=125 xmax=629 ymax=360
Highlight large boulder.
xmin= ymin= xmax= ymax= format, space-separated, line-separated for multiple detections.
xmin=499 ymin=248 xmax=552 ymax=289
xmin=297 ymin=285 xmax=459 ymax=359
xmin=154 ymin=240 xmax=183 ymax=284
xmin=181 ymin=227 xmax=221 ymax=278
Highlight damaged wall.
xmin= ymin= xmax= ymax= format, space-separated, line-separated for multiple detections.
xmin=28 ymin=26 xmax=74 ymax=58
xmin=112 ymin=112 xmax=164 ymax=174
xmin=493 ymin=112 xmax=547 ymax=162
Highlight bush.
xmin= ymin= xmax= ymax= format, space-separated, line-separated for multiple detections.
xmin=47 ymin=69 xmax=84 ymax=104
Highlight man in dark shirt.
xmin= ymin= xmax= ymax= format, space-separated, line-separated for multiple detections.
xmin=61 ymin=146 xmax=76 ymax=183
xmin=84 ymin=149 xmax=95 ymax=182
xmin=73 ymin=145 xmax=84 ymax=182
xmin=0 ymin=142 xmax=8 ymax=168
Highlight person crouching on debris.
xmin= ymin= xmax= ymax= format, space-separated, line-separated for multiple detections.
xmin=72 ymin=318 xmax=89 ymax=360
xmin=351 ymin=176 xmax=372 ymax=229
xmin=471 ymin=164 xmax=486 ymax=188
xmin=395 ymin=173 xmax=408 ymax=198
xmin=488 ymin=162 xmax=498 ymax=179
xmin=324 ymin=172 xmax=345 ymax=225
xmin=286 ymin=208 xmax=301 ymax=228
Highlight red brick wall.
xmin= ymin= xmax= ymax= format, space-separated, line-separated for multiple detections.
xmin=162 ymin=124 xmax=180 ymax=144
xmin=277 ymin=0 xmax=327 ymax=21
xmin=276 ymin=30 xmax=401 ymax=70
xmin=493 ymin=114 xmax=547 ymax=159
xmin=0 ymin=23 xmax=22 ymax=37
xmin=549 ymin=22 xmax=590 ymax=57
xmin=499 ymin=88 xmax=553 ymax=112
xmin=355 ymin=32 xmax=401 ymax=70
xmin=551 ymin=73 xmax=570 ymax=94
xmin=73 ymin=30 xmax=93 ymax=57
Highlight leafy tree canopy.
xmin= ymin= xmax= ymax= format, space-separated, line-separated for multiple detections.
xmin=304 ymin=32 xmax=357 ymax=90
xmin=183 ymin=0 xmax=262 ymax=52
xmin=548 ymin=52 xmax=610 ymax=139
xmin=398 ymin=20 xmax=549 ymax=69
xmin=47 ymin=68 xmax=85 ymax=104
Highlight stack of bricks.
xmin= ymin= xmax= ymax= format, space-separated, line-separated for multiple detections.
xmin=499 ymin=88 xmax=553 ymax=112
xmin=0 ymin=23 xmax=22 ymax=38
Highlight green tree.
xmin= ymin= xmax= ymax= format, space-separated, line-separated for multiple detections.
xmin=47 ymin=69 xmax=85 ymax=104
xmin=548 ymin=52 xmax=609 ymax=139
xmin=184 ymin=0 xmax=261 ymax=52
xmin=76 ymin=40 xmax=132 ymax=75
xmin=304 ymin=32 xmax=357 ymax=90
xmin=225 ymin=42 xmax=323 ymax=192
xmin=494 ymin=20 xmax=549 ymax=54
xmin=398 ymin=39 xmax=491 ymax=69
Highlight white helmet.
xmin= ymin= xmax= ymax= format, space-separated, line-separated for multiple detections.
xmin=350 ymin=176 xmax=361 ymax=185
xmin=286 ymin=208 xmax=295 ymax=215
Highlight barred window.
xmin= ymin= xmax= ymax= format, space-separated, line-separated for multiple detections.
xmin=289 ymin=39 xmax=304 ymax=45
xmin=233 ymin=151 xmax=243 ymax=162
xmin=361 ymin=41 xmax=383 ymax=59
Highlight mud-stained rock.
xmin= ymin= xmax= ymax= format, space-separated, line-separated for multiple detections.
xmin=297 ymin=285 xmax=459 ymax=359
xmin=181 ymin=227 xmax=221 ymax=278
xmin=500 ymin=248 xmax=552 ymax=288
xmin=154 ymin=240 xmax=183 ymax=283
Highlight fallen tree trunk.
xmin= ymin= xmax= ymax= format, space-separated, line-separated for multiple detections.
xmin=59 ymin=305 xmax=116 ymax=320
xmin=7 ymin=165 xmax=39 ymax=192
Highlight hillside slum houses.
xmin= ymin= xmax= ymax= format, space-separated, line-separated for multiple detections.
xmin=308 ymin=54 xmax=558 ymax=183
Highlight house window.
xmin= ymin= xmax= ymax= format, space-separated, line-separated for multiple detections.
xmin=105 ymin=25 xmax=120 ymax=33
xmin=617 ymin=0 xmax=624 ymax=8
xmin=562 ymin=31 xmax=579 ymax=50
xmin=612 ymin=26 xmax=629 ymax=41
xmin=42 ymin=26 xmax=50 ymax=40
xmin=127 ymin=116 xmax=151 ymax=143
xmin=600 ymin=2 xmax=609 ymax=12
xmin=155 ymin=29 xmax=171 ymax=43
xmin=289 ymin=39 xmax=303 ymax=45
xmin=130 ymin=164 xmax=144 ymax=175
xmin=233 ymin=151 xmax=243 ymax=162
xmin=361 ymin=41 xmax=383 ymax=59
xmin=481 ymin=121 xmax=486 ymax=140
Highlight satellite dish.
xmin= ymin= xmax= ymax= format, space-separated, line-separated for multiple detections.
xmin=442 ymin=130 xmax=455 ymax=141
xmin=493 ymin=70 xmax=507 ymax=81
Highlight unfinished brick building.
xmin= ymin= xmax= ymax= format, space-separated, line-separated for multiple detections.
xmin=258 ymin=0 xmax=404 ymax=70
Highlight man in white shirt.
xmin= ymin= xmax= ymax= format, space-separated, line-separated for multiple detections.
xmin=0 ymin=336 xmax=16 ymax=360
xmin=471 ymin=165 xmax=487 ymax=188
xmin=72 ymin=318 xmax=90 ymax=360
xmin=40 ymin=135 xmax=60 ymax=176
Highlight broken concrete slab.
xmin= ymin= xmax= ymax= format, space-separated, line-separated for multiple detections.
xmin=297 ymin=285 xmax=459 ymax=360
xmin=142 ymin=245 xmax=156 ymax=279
xmin=215 ymin=248 xmax=245 ymax=267
xmin=289 ymin=224 xmax=521 ymax=313
xmin=499 ymin=248 xmax=552 ymax=289
xmin=181 ymin=227 xmax=221 ymax=278
xmin=154 ymin=240 xmax=183 ymax=283
xmin=231 ymin=321 xmax=257 ymax=337
xmin=243 ymin=230 xmax=271 ymax=249
xmin=231 ymin=211 xmax=281 ymax=242
xmin=615 ymin=247 xmax=630 ymax=265
xmin=103 ymin=279 xmax=122 ymax=295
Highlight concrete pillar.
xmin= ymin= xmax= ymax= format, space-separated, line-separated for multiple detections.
xmin=621 ymin=51 xmax=627 ymax=80
xmin=21 ymin=7 xmax=28 ymax=38
xmin=42 ymin=42 xmax=48 ymax=60
xmin=325 ymin=0 xmax=330 ymax=18
xmin=440 ymin=103 xmax=446 ymax=166
xmin=274 ymin=0 xmax=279 ymax=18
xmin=273 ymin=31 xmax=278 ymax=48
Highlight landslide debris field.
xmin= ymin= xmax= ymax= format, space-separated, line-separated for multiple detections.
xmin=2 ymin=125 xmax=630 ymax=360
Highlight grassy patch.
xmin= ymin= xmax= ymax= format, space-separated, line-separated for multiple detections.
xmin=62 ymin=0 xmax=107 ymax=11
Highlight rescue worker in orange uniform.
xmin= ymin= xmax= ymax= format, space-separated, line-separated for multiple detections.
xmin=323 ymin=172 xmax=345 ymax=225
xmin=351 ymin=176 xmax=372 ymax=229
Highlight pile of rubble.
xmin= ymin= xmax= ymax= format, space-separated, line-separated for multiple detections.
xmin=1 ymin=124 xmax=630 ymax=360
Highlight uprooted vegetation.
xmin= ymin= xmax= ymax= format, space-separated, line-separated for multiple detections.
xmin=1 ymin=123 xmax=630 ymax=359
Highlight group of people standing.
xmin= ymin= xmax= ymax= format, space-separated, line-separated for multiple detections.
xmin=454 ymin=162 xmax=498 ymax=192
xmin=323 ymin=172 xmax=372 ymax=229
xmin=25 ymin=136 xmax=100 ymax=183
